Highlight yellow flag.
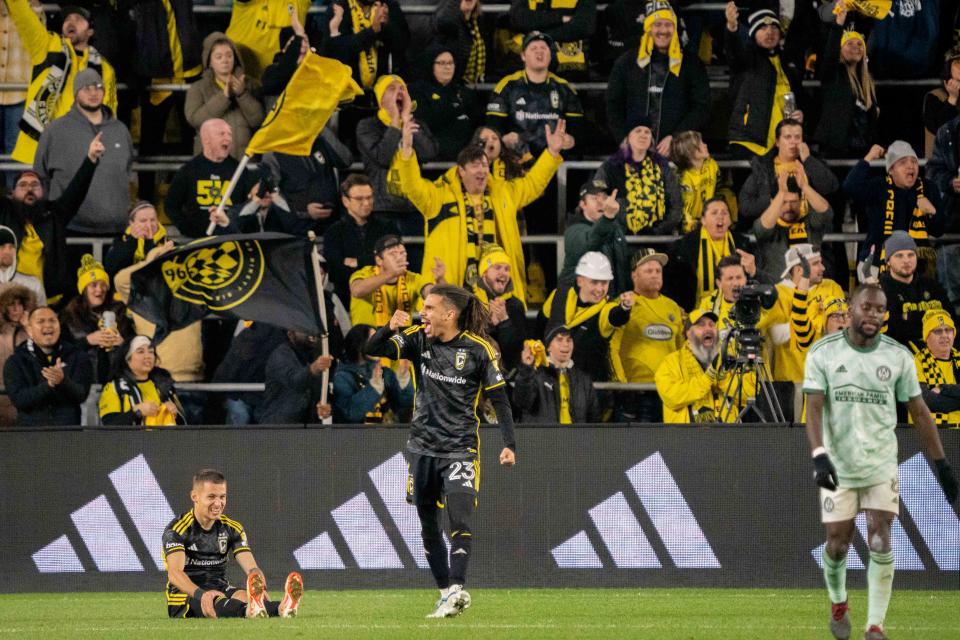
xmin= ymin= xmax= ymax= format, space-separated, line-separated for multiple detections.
xmin=834 ymin=0 xmax=892 ymax=20
xmin=245 ymin=51 xmax=363 ymax=156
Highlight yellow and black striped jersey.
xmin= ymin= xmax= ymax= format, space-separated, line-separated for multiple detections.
xmin=162 ymin=510 xmax=250 ymax=596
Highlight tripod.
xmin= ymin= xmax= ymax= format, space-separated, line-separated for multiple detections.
xmin=719 ymin=351 xmax=786 ymax=424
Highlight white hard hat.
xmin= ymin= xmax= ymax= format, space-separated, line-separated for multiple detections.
xmin=575 ymin=251 xmax=614 ymax=281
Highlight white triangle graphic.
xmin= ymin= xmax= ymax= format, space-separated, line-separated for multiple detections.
xmin=551 ymin=530 xmax=602 ymax=568
xmin=108 ymin=454 xmax=175 ymax=571
xmin=71 ymin=495 xmax=143 ymax=572
xmin=332 ymin=493 xmax=403 ymax=569
xmin=294 ymin=532 xmax=345 ymax=570
xmin=32 ymin=535 xmax=84 ymax=573
xmin=590 ymin=491 xmax=661 ymax=568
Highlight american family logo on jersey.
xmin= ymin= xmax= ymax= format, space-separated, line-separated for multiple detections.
xmin=32 ymin=455 xmax=175 ymax=573
xmin=810 ymin=453 xmax=960 ymax=572
xmin=551 ymin=452 xmax=721 ymax=569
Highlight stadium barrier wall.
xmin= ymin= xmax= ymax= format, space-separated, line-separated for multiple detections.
xmin=0 ymin=426 xmax=956 ymax=593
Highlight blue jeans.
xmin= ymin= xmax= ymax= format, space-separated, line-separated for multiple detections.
xmin=224 ymin=397 xmax=254 ymax=426
xmin=1 ymin=102 xmax=24 ymax=187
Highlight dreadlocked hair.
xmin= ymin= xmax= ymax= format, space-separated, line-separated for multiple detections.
xmin=430 ymin=283 xmax=492 ymax=341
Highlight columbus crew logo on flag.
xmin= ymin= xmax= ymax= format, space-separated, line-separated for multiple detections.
xmin=160 ymin=239 xmax=265 ymax=311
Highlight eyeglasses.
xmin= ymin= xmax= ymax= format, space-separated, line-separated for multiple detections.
xmin=434 ymin=60 xmax=456 ymax=67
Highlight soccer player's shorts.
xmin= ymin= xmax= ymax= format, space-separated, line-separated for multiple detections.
xmin=407 ymin=453 xmax=478 ymax=507
xmin=820 ymin=477 xmax=900 ymax=523
xmin=167 ymin=584 xmax=239 ymax=618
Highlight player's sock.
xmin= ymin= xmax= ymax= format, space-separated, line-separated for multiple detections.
xmin=265 ymin=600 xmax=280 ymax=617
xmin=448 ymin=531 xmax=472 ymax=585
xmin=214 ymin=596 xmax=247 ymax=618
xmin=417 ymin=504 xmax=450 ymax=589
xmin=822 ymin=547 xmax=848 ymax=604
xmin=866 ymin=550 xmax=895 ymax=628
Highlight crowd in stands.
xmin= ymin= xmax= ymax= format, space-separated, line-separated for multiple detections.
xmin=0 ymin=0 xmax=958 ymax=428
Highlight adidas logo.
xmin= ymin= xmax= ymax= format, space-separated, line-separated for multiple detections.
xmin=188 ymin=544 xmax=198 ymax=551
xmin=811 ymin=453 xmax=959 ymax=571
xmin=32 ymin=455 xmax=174 ymax=573
xmin=836 ymin=365 xmax=848 ymax=373
xmin=551 ymin=453 xmax=720 ymax=569
xmin=294 ymin=452 xmax=446 ymax=570
xmin=515 ymin=97 xmax=526 ymax=105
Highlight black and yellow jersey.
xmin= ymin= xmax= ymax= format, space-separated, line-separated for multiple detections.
xmin=486 ymin=70 xmax=583 ymax=156
xmin=161 ymin=510 xmax=251 ymax=607
xmin=366 ymin=324 xmax=510 ymax=457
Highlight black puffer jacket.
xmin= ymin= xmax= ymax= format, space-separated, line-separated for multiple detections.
xmin=4 ymin=339 xmax=92 ymax=426
xmin=512 ymin=363 xmax=600 ymax=423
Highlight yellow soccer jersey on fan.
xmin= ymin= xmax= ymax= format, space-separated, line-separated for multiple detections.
xmin=771 ymin=279 xmax=845 ymax=383
xmin=226 ymin=0 xmax=310 ymax=78
xmin=611 ymin=293 xmax=684 ymax=383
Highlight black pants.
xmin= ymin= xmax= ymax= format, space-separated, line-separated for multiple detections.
xmin=408 ymin=453 xmax=477 ymax=589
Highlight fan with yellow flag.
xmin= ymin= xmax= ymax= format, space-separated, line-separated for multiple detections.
xmin=833 ymin=0 xmax=892 ymax=20
xmin=206 ymin=50 xmax=363 ymax=235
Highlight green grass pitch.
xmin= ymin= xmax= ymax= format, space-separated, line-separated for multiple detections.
xmin=0 ymin=588 xmax=957 ymax=639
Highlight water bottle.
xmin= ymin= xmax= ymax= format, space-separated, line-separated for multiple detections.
xmin=101 ymin=310 xmax=116 ymax=352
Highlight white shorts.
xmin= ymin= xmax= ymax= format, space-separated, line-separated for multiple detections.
xmin=820 ymin=477 xmax=900 ymax=523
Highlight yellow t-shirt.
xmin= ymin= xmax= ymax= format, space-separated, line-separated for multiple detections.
xmin=611 ymin=293 xmax=684 ymax=383
xmin=225 ymin=0 xmax=310 ymax=79
xmin=99 ymin=379 xmax=177 ymax=426
xmin=349 ymin=266 xmax=424 ymax=327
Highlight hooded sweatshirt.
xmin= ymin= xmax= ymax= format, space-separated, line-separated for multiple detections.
xmin=184 ymin=32 xmax=265 ymax=160
xmin=33 ymin=103 xmax=134 ymax=234
xmin=0 ymin=225 xmax=45 ymax=303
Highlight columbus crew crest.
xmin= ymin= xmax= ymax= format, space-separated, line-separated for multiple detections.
xmin=455 ymin=350 xmax=467 ymax=370
xmin=162 ymin=239 xmax=265 ymax=311
xmin=217 ymin=531 xmax=229 ymax=554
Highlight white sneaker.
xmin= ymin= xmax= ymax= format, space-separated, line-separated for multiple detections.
xmin=425 ymin=585 xmax=470 ymax=618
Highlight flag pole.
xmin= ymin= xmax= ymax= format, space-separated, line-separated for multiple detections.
xmin=205 ymin=154 xmax=252 ymax=236
xmin=308 ymin=231 xmax=333 ymax=425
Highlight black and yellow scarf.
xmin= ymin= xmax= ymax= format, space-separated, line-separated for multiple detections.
xmin=372 ymin=267 xmax=411 ymax=328
xmin=348 ymin=0 xmax=378 ymax=89
xmin=463 ymin=15 xmax=486 ymax=84
xmin=696 ymin=228 xmax=736 ymax=303
xmin=624 ymin=157 xmax=666 ymax=233
xmin=916 ymin=347 xmax=960 ymax=427
xmin=882 ymin=174 xmax=937 ymax=269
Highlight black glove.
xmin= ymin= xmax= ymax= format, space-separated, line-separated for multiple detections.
xmin=934 ymin=459 xmax=959 ymax=504
xmin=813 ymin=453 xmax=839 ymax=491
xmin=798 ymin=252 xmax=811 ymax=279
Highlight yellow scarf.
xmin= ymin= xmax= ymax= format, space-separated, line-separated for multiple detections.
xmin=696 ymin=227 xmax=735 ymax=303
xmin=558 ymin=369 xmax=572 ymax=424
xmin=637 ymin=9 xmax=683 ymax=77
xmin=126 ymin=223 xmax=169 ymax=264
xmin=624 ymin=157 xmax=666 ymax=233
xmin=349 ymin=0 xmax=378 ymax=89
xmin=834 ymin=0 xmax=892 ymax=20
xmin=563 ymin=289 xmax=606 ymax=328
xmin=372 ymin=266 xmax=411 ymax=328
xmin=882 ymin=173 xmax=937 ymax=270
xmin=463 ymin=15 xmax=486 ymax=84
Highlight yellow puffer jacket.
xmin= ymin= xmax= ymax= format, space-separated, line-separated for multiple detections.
xmin=655 ymin=344 xmax=756 ymax=424
xmin=8 ymin=0 xmax=117 ymax=164
xmin=390 ymin=148 xmax=562 ymax=305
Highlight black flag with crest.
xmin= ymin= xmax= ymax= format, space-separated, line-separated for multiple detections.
xmin=129 ymin=233 xmax=321 ymax=342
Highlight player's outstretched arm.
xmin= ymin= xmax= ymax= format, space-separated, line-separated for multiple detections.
xmin=906 ymin=396 xmax=959 ymax=504
xmin=166 ymin=550 xmax=224 ymax=618
xmin=804 ymin=392 xmax=838 ymax=491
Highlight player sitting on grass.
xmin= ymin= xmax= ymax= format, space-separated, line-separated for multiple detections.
xmin=162 ymin=469 xmax=304 ymax=619
xmin=803 ymin=284 xmax=958 ymax=640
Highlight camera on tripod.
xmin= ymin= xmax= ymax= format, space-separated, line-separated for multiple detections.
xmin=725 ymin=282 xmax=778 ymax=365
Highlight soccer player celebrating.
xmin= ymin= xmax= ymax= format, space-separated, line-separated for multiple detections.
xmin=162 ymin=469 xmax=304 ymax=619
xmin=365 ymin=283 xmax=516 ymax=618
xmin=803 ymin=285 xmax=958 ymax=640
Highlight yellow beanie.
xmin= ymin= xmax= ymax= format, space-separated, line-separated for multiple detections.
xmin=478 ymin=245 xmax=511 ymax=277
xmin=77 ymin=254 xmax=109 ymax=295
xmin=374 ymin=74 xmax=405 ymax=107
xmin=922 ymin=309 xmax=955 ymax=342
xmin=840 ymin=30 xmax=865 ymax=48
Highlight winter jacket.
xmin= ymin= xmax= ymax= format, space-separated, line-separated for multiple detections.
xmin=926 ymin=115 xmax=960 ymax=226
xmin=184 ymin=33 xmax=265 ymax=160
xmin=843 ymin=160 xmax=946 ymax=261
xmin=737 ymin=151 xmax=839 ymax=226
xmin=752 ymin=207 xmax=834 ymax=284
xmin=513 ymin=362 xmax=600 ymax=423
xmin=103 ymin=223 xmax=170 ymax=278
xmin=357 ymin=116 xmax=439 ymax=214
xmin=474 ymin=280 xmax=527 ymax=372
xmin=132 ymin=0 xmax=202 ymax=81
xmin=391 ymin=148 xmax=563 ymax=304
xmin=0 ymin=224 xmax=45 ymax=302
xmin=606 ymin=46 xmax=710 ymax=142
xmin=260 ymin=34 xmax=303 ymax=98
xmin=99 ymin=367 xmax=184 ymax=426
xmin=0 ymin=317 xmax=28 ymax=426
xmin=867 ymin=0 xmax=941 ymax=80
xmin=560 ymin=212 xmax=631 ymax=294
xmin=664 ymin=227 xmax=757 ymax=312
xmin=655 ymin=343 xmax=752 ymax=424
xmin=434 ymin=0 xmax=492 ymax=82
xmin=594 ymin=153 xmax=683 ymax=235
xmin=59 ymin=298 xmax=134 ymax=384
xmin=813 ymin=25 xmax=878 ymax=157
xmin=509 ymin=0 xmax=596 ymax=73
xmin=4 ymin=338 xmax=92 ymax=426
xmin=7 ymin=0 xmax=117 ymax=164
xmin=212 ymin=322 xmax=286 ymax=405
xmin=879 ymin=272 xmax=950 ymax=352
xmin=0 ymin=157 xmax=96 ymax=303
xmin=408 ymin=79 xmax=479 ymax=161
xmin=34 ymin=103 xmax=134 ymax=234
xmin=322 ymin=214 xmax=399 ymax=305
xmin=332 ymin=360 xmax=413 ymax=424
xmin=724 ymin=29 xmax=803 ymax=150
xmin=257 ymin=341 xmax=333 ymax=425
